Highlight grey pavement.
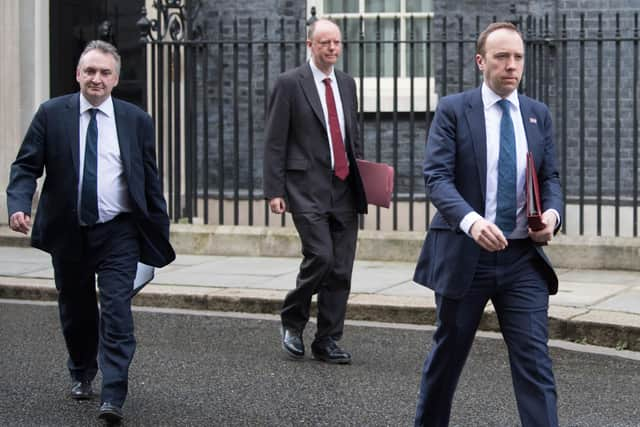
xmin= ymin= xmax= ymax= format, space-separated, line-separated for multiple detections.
xmin=1 ymin=244 xmax=639 ymax=352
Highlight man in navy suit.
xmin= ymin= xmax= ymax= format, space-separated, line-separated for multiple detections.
xmin=7 ymin=40 xmax=174 ymax=423
xmin=413 ymin=23 xmax=562 ymax=426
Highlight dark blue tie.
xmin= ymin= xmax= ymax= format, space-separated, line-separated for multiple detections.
xmin=495 ymin=99 xmax=517 ymax=234
xmin=80 ymin=108 xmax=99 ymax=226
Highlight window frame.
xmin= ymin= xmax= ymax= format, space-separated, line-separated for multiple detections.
xmin=306 ymin=1 xmax=438 ymax=112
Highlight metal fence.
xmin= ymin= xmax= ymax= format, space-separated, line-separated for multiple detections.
xmin=138 ymin=7 xmax=640 ymax=237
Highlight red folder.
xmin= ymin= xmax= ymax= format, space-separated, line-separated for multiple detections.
xmin=356 ymin=159 xmax=394 ymax=208
xmin=526 ymin=152 xmax=545 ymax=231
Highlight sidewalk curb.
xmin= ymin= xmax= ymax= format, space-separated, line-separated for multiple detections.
xmin=2 ymin=282 xmax=638 ymax=352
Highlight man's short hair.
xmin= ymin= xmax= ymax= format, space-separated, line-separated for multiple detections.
xmin=476 ymin=22 xmax=523 ymax=56
xmin=307 ymin=18 xmax=341 ymax=41
xmin=77 ymin=40 xmax=122 ymax=75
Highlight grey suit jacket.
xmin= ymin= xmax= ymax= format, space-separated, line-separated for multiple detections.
xmin=263 ymin=63 xmax=367 ymax=214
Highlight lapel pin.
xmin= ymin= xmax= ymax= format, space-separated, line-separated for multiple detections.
xmin=529 ymin=117 xmax=537 ymax=124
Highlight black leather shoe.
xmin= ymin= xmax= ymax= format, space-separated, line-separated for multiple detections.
xmin=99 ymin=402 xmax=123 ymax=424
xmin=311 ymin=340 xmax=352 ymax=364
xmin=281 ymin=326 xmax=304 ymax=359
xmin=70 ymin=380 xmax=93 ymax=400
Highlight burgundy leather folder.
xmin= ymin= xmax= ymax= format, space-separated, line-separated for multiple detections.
xmin=356 ymin=159 xmax=394 ymax=208
xmin=526 ymin=152 xmax=545 ymax=231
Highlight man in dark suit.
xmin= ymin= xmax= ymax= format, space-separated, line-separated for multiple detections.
xmin=7 ymin=40 xmax=174 ymax=423
xmin=263 ymin=18 xmax=367 ymax=364
xmin=413 ymin=23 xmax=563 ymax=426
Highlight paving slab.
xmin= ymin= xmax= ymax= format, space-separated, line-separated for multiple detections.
xmin=378 ymin=281 xmax=434 ymax=297
xmin=592 ymin=289 xmax=640 ymax=314
xmin=556 ymin=269 xmax=640 ymax=285
xmin=551 ymin=281 xmax=629 ymax=307
xmin=351 ymin=260 xmax=415 ymax=293
xmin=0 ymin=261 xmax=51 ymax=276
xmin=0 ymin=246 xmax=50 ymax=262
xmin=172 ymin=253 xmax=225 ymax=266
xmin=21 ymin=267 xmax=55 ymax=279
xmin=153 ymin=271 xmax=268 ymax=288
xmin=194 ymin=256 xmax=299 ymax=276
xmin=260 ymin=271 xmax=299 ymax=290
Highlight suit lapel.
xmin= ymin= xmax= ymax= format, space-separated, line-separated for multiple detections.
xmin=113 ymin=99 xmax=132 ymax=179
xmin=66 ymin=94 xmax=81 ymax=182
xmin=518 ymin=96 xmax=542 ymax=169
xmin=298 ymin=63 xmax=327 ymax=129
xmin=465 ymin=88 xmax=487 ymax=200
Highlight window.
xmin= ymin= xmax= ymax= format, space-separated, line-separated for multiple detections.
xmin=308 ymin=0 xmax=438 ymax=111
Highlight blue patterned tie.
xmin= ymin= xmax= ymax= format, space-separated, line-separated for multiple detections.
xmin=80 ymin=108 xmax=99 ymax=225
xmin=495 ymin=99 xmax=517 ymax=234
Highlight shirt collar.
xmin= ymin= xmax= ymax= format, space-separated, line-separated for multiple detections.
xmin=79 ymin=93 xmax=114 ymax=118
xmin=481 ymin=82 xmax=519 ymax=111
xmin=309 ymin=59 xmax=336 ymax=84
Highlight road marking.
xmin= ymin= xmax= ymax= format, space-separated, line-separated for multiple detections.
xmin=3 ymin=298 xmax=639 ymax=361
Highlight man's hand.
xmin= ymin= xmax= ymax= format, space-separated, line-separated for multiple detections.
xmin=470 ymin=218 xmax=508 ymax=252
xmin=269 ymin=197 xmax=286 ymax=214
xmin=9 ymin=212 xmax=31 ymax=235
xmin=529 ymin=210 xmax=557 ymax=243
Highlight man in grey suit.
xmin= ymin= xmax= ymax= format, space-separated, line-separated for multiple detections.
xmin=263 ymin=19 xmax=367 ymax=364
xmin=7 ymin=40 xmax=174 ymax=423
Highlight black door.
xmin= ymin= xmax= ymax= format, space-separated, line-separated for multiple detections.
xmin=50 ymin=0 xmax=145 ymax=108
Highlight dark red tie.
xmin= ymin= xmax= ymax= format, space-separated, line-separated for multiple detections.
xmin=323 ymin=78 xmax=349 ymax=180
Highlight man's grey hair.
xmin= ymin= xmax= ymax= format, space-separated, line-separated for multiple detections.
xmin=307 ymin=18 xmax=341 ymax=41
xmin=77 ymin=40 xmax=121 ymax=75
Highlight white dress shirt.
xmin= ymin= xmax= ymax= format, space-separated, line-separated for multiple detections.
xmin=460 ymin=83 xmax=529 ymax=239
xmin=309 ymin=59 xmax=347 ymax=170
xmin=78 ymin=94 xmax=131 ymax=224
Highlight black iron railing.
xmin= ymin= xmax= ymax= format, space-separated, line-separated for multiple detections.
xmin=138 ymin=4 xmax=640 ymax=237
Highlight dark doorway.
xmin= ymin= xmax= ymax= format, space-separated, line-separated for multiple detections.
xmin=50 ymin=0 xmax=145 ymax=108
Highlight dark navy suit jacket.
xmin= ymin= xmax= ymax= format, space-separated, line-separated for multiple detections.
xmin=7 ymin=93 xmax=175 ymax=268
xmin=413 ymin=87 xmax=563 ymax=299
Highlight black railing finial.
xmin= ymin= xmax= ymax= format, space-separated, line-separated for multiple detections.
xmin=138 ymin=0 xmax=202 ymax=42
xmin=307 ymin=6 xmax=318 ymax=27
xmin=136 ymin=6 xmax=152 ymax=44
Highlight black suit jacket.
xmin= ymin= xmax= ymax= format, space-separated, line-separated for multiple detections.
xmin=263 ymin=63 xmax=367 ymax=214
xmin=7 ymin=93 xmax=175 ymax=268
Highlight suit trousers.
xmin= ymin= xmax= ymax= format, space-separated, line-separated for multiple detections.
xmin=52 ymin=213 xmax=139 ymax=407
xmin=414 ymin=239 xmax=558 ymax=427
xmin=282 ymin=175 xmax=358 ymax=344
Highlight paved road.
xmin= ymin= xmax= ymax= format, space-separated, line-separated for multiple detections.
xmin=1 ymin=300 xmax=639 ymax=426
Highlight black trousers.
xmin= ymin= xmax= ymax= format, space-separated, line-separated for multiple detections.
xmin=52 ymin=213 xmax=139 ymax=407
xmin=282 ymin=176 xmax=358 ymax=343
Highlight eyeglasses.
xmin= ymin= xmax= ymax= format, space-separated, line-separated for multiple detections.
xmin=316 ymin=40 xmax=341 ymax=47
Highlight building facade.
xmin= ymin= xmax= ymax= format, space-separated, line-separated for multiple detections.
xmin=2 ymin=0 xmax=639 ymax=236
